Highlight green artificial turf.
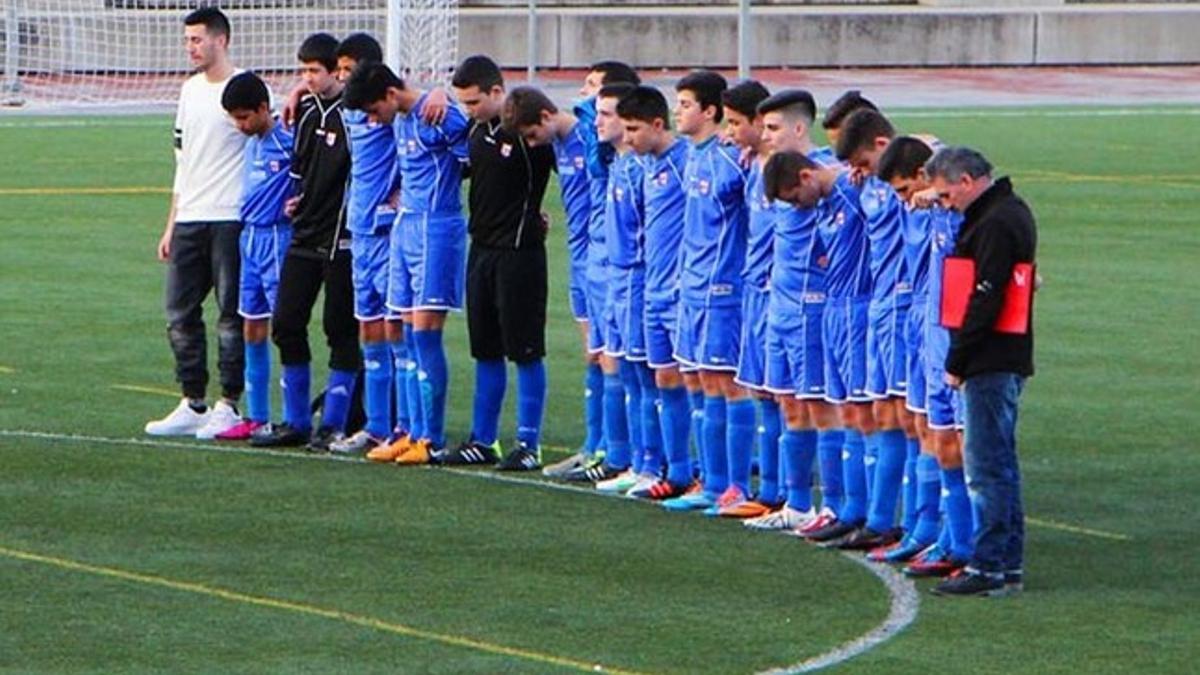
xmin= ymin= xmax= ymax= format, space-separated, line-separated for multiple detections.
xmin=0 ymin=108 xmax=1197 ymax=673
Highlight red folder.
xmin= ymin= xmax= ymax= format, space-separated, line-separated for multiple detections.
xmin=940 ymin=258 xmax=1034 ymax=335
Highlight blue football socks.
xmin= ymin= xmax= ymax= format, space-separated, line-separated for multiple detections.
xmin=660 ymin=385 xmax=693 ymax=486
xmin=701 ymin=396 xmax=728 ymax=497
xmin=902 ymin=437 xmax=920 ymax=533
xmin=244 ymin=340 xmax=270 ymax=424
xmin=942 ymin=467 xmax=974 ymax=561
xmin=603 ymin=372 xmax=631 ymax=469
xmin=817 ymin=429 xmax=845 ymax=516
xmin=863 ymin=431 xmax=880 ymax=503
xmin=620 ymin=361 xmax=644 ymax=474
xmin=726 ymin=399 xmax=756 ymax=497
xmin=362 ymin=342 xmax=393 ymax=439
xmin=635 ymin=364 xmax=663 ymax=476
xmin=782 ymin=428 xmax=817 ymax=511
xmin=910 ymin=452 xmax=942 ymax=546
xmin=389 ymin=338 xmax=411 ymax=436
xmin=840 ymin=429 xmax=868 ymax=525
xmin=320 ymin=369 xmax=357 ymax=433
xmin=756 ymin=399 xmax=782 ymax=505
xmin=584 ymin=362 xmax=604 ymax=455
xmin=281 ymin=363 xmax=311 ymax=432
xmin=412 ymin=328 xmax=448 ymax=447
xmin=471 ymin=359 xmax=506 ymax=446
xmin=689 ymin=389 xmax=705 ymax=467
xmin=866 ymin=429 xmax=908 ymax=533
xmin=516 ymin=359 xmax=546 ymax=449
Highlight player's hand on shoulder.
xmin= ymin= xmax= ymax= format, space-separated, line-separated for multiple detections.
xmin=421 ymin=87 xmax=449 ymax=125
xmin=284 ymin=194 xmax=303 ymax=218
xmin=540 ymin=211 xmax=551 ymax=233
xmin=911 ymin=187 xmax=939 ymax=209
xmin=281 ymin=82 xmax=307 ymax=130
xmin=848 ymin=166 xmax=867 ymax=186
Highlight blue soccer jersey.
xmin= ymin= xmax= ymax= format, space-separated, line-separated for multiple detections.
xmin=925 ymin=205 xmax=965 ymax=327
xmin=605 ymin=151 xmax=647 ymax=269
xmin=679 ymin=135 xmax=749 ymax=308
xmin=642 ymin=136 xmax=689 ymax=302
xmin=552 ymin=120 xmax=593 ymax=276
xmin=394 ymin=92 xmax=470 ymax=216
xmin=743 ymin=160 xmax=775 ymax=291
xmin=240 ymin=121 xmax=294 ymax=228
xmin=903 ymin=204 xmax=934 ymax=302
xmin=576 ymin=97 xmax=614 ymax=283
xmin=344 ymin=108 xmax=399 ymax=236
xmin=861 ymin=175 xmax=909 ymax=300
xmin=818 ymin=172 xmax=872 ymax=300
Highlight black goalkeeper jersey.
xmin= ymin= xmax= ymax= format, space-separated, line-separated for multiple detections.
xmin=290 ymin=92 xmax=350 ymax=257
xmin=466 ymin=116 xmax=554 ymax=251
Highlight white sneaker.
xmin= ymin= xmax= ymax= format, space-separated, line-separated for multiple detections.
xmin=145 ymin=398 xmax=209 ymax=437
xmin=596 ymin=469 xmax=638 ymax=493
xmin=328 ymin=430 xmax=384 ymax=455
xmin=623 ymin=473 xmax=659 ymax=498
xmin=744 ymin=505 xmax=817 ymax=531
xmin=194 ymin=400 xmax=241 ymax=440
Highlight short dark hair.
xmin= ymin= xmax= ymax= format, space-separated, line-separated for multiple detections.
xmin=822 ymin=89 xmax=877 ymax=130
xmin=297 ymin=33 xmax=338 ymax=72
xmin=336 ymin=33 xmax=382 ymax=65
xmin=878 ymin=136 xmax=934 ymax=182
xmin=221 ymin=71 xmax=270 ymax=113
xmin=757 ymin=89 xmax=817 ymax=125
xmin=597 ymin=82 xmax=636 ymax=102
xmin=184 ymin=7 xmax=230 ymax=43
xmin=676 ymin=69 xmax=728 ymax=123
xmin=502 ymin=86 xmax=557 ymax=132
xmin=721 ymin=80 xmax=771 ymax=119
xmin=835 ymin=108 xmax=895 ymax=161
xmin=451 ymin=54 xmax=504 ymax=91
xmin=343 ymin=61 xmax=404 ymax=110
xmin=616 ymin=85 xmax=670 ymax=126
xmin=763 ymin=151 xmax=818 ymax=202
xmin=589 ymin=60 xmax=640 ymax=86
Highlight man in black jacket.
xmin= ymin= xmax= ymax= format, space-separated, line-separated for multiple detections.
xmin=924 ymin=147 xmax=1037 ymax=597
xmin=252 ymin=33 xmax=360 ymax=450
xmin=441 ymin=55 xmax=556 ymax=471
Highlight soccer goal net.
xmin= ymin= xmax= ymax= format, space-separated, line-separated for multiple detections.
xmin=1 ymin=0 xmax=458 ymax=108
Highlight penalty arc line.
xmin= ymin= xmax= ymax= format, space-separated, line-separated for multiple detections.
xmin=2 ymin=428 xmax=921 ymax=673
xmin=0 ymin=544 xmax=648 ymax=675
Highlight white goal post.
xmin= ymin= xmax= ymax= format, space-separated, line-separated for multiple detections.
xmin=1 ymin=0 xmax=458 ymax=108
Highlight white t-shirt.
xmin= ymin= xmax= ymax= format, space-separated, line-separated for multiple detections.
xmin=172 ymin=70 xmax=247 ymax=223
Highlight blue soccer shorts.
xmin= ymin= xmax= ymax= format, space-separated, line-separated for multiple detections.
xmin=924 ymin=312 xmax=957 ymax=430
xmin=569 ymin=258 xmax=589 ymax=322
xmin=644 ymin=294 xmax=680 ymax=369
xmin=583 ymin=266 xmax=609 ymax=355
xmin=388 ymin=211 xmax=466 ymax=313
xmin=764 ymin=293 xmax=826 ymax=399
xmin=351 ymin=229 xmax=391 ymax=321
xmin=865 ymin=292 xmax=912 ymax=399
xmin=238 ymin=223 xmax=292 ymax=320
xmin=735 ymin=286 xmax=770 ymax=391
xmin=822 ymin=295 xmax=871 ymax=404
xmin=674 ymin=301 xmax=742 ymax=372
xmin=605 ymin=265 xmax=647 ymax=361
xmin=904 ymin=299 xmax=928 ymax=414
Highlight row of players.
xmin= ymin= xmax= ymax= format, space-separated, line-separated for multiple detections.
xmin=147 ymin=10 xmax=995 ymax=583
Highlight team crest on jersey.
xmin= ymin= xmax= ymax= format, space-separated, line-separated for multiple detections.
xmin=325 ymin=131 xmax=338 ymax=147
xmin=615 ymin=186 xmax=625 ymax=202
xmin=269 ymin=160 xmax=280 ymax=173
xmin=574 ymin=156 xmax=585 ymax=170
xmin=835 ymin=210 xmax=846 ymax=225
xmin=656 ymin=171 xmax=670 ymax=187
xmin=500 ymin=142 xmax=513 ymax=158
xmin=698 ymin=179 xmax=711 ymax=195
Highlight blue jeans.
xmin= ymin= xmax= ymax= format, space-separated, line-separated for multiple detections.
xmin=962 ymin=371 xmax=1026 ymax=577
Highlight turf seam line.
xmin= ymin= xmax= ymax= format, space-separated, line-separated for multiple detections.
xmin=0 ymin=544 xmax=647 ymax=675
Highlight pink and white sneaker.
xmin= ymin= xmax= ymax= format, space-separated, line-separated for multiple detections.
xmin=215 ymin=419 xmax=264 ymax=441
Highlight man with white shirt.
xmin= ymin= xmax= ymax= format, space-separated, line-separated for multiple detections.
xmin=146 ymin=7 xmax=246 ymax=438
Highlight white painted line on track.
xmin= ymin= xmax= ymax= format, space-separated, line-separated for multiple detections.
xmin=2 ymin=427 xmax=916 ymax=673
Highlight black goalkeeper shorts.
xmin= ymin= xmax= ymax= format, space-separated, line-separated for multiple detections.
xmin=466 ymin=243 xmax=547 ymax=363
